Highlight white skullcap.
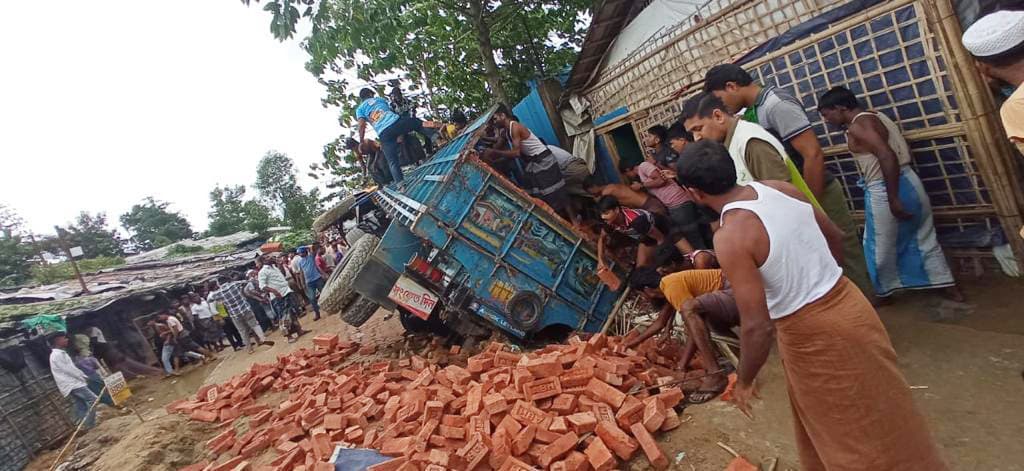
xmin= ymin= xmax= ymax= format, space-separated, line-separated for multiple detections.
xmin=963 ymin=10 xmax=1024 ymax=58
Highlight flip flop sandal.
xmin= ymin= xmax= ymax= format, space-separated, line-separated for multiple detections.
xmin=684 ymin=390 xmax=722 ymax=405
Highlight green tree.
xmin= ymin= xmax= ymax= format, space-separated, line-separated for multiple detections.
xmin=245 ymin=0 xmax=590 ymax=115
xmin=243 ymin=200 xmax=276 ymax=234
xmin=207 ymin=185 xmax=249 ymax=237
xmin=254 ymin=151 xmax=322 ymax=229
xmin=40 ymin=212 xmax=124 ymax=258
xmin=120 ymin=198 xmax=194 ymax=250
xmin=0 ymin=205 xmax=34 ymax=286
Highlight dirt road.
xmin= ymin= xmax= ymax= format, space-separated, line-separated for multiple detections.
xmin=28 ymin=275 xmax=1024 ymax=470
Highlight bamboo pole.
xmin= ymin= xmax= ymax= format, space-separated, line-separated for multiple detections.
xmin=923 ymin=0 xmax=1024 ymax=271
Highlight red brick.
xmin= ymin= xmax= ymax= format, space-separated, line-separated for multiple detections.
xmin=589 ymin=403 xmax=615 ymax=424
xmin=209 ymin=456 xmax=246 ymax=471
xmin=534 ymin=427 xmax=561 ymax=444
xmin=496 ymin=414 xmax=523 ymax=437
xmin=240 ymin=435 xmax=270 ymax=459
xmin=584 ymin=379 xmax=625 ymax=409
xmin=380 ymin=437 xmax=412 ymax=456
xmin=594 ymin=421 xmax=637 ymax=460
xmin=629 ymin=422 xmax=669 ymax=470
xmin=323 ymin=414 xmax=344 ymax=430
xmin=312 ymin=463 xmax=335 ymax=471
xmin=642 ymin=397 xmax=667 ymax=433
xmin=493 ymin=351 xmax=520 ymax=367
xmin=466 ymin=413 xmax=491 ymax=438
xmin=467 ymin=354 xmax=494 ymax=373
xmin=345 ymin=425 xmax=364 ymax=443
xmin=358 ymin=344 xmax=376 ymax=355
xmin=312 ymin=334 xmax=339 ymax=349
xmin=725 ymin=456 xmax=760 ymax=471
xmin=465 ymin=384 xmax=483 ymax=415
xmin=456 ymin=433 xmax=489 ymax=470
xmin=190 ymin=409 xmax=218 ymax=423
xmin=276 ymin=399 xmax=301 ymax=417
xmin=614 ymin=396 xmax=645 ymax=429
xmin=548 ymin=416 xmax=568 ymax=433
xmin=550 ymin=394 xmax=577 ymax=414
xmin=525 ymin=356 xmax=563 ymax=378
xmin=509 ymin=400 xmax=549 ymax=427
xmin=559 ymin=367 xmax=594 ymax=389
xmin=655 ymin=386 xmax=684 ymax=409
xmin=512 ymin=424 xmax=537 ymax=456
xmin=537 ymin=431 xmax=579 ymax=467
xmin=498 ymin=456 xmax=537 ymax=471
xmin=489 ymin=428 xmax=512 ymax=469
xmin=660 ymin=412 xmax=681 ymax=432
xmin=484 ymin=393 xmax=510 ymax=414
xmin=566 ymin=412 xmax=597 ymax=435
xmin=584 ymin=436 xmax=616 ymax=471
xmin=552 ymin=451 xmax=588 ymax=471
xmin=439 ymin=425 xmax=465 ymax=440
xmin=523 ymin=377 xmax=562 ymax=402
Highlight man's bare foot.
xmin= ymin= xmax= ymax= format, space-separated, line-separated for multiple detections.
xmin=943 ymin=286 xmax=965 ymax=303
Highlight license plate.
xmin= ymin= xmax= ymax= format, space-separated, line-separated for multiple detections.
xmin=388 ymin=275 xmax=438 ymax=320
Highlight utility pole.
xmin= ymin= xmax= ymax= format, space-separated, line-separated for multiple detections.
xmin=27 ymin=233 xmax=46 ymax=265
xmin=54 ymin=226 xmax=90 ymax=294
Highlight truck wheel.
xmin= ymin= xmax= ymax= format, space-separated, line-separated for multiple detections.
xmin=398 ymin=307 xmax=451 ymax=336
xmin=506 ymin=291 xmax=543 ymax=332
xmin=317 ymin=234 xmax=380 ymax=316
xmin=342 ymin=295 xmax=380 ymax=327
xmin=312 ymin=194 xmax=358 ymax=233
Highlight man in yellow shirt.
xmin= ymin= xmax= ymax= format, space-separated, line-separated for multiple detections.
xmin=962 ymin=9 xmax=1024 ymax=240
xmin=626 ymin=267 xmax=739 ymax=403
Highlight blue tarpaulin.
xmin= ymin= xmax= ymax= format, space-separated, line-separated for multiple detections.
xmin=512 ymin=80 xmax=560 ymax=147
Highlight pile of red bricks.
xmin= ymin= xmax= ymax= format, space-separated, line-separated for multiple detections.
xmin=170 ymin=332 xmax=690 ymax=471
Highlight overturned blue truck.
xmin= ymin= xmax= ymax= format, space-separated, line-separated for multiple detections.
xmin=313 ymin=107 xmax=627 ymax=344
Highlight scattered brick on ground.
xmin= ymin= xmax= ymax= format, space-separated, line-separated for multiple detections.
xmin=170 ymin=332 xmax=693 ymax=470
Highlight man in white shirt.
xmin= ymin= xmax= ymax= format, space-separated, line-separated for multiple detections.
xmin=48 ymin=332 xmax=98 ymax=429
xmin=258 ymin=255 xmax=308 ymax=343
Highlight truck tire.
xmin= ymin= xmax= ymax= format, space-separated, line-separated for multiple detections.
xmin=345 ymin=227 xmax=366 ymax=246
xmin=317 ymin=234 xmax=380 ymax=316
xmin=312 ymin=194 xmax=359 ymax=233
xmin=342 ymin=295 xmax=380 ymax=328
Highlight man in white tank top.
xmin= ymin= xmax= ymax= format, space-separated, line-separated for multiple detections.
xmin=819 ymin=86 xmax=962 ymax=302
xmin=675 ymin=140 xmax=946 ymax=470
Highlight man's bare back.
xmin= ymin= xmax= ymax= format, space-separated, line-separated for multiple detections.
xmin=589 ymin=183 xmax=650 ymax=209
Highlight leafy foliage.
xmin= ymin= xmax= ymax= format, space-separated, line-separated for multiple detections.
xmin=0 ymin=205 xmax=34 ymax=287
xmin=29 ymin=256 xmax=125 ymax=285
xmin=245 ymin=0 xmax=591 ymax=194
xmin=119 ymin=198 xmax=195 ymax=250
xmin=255 ymin=151 xmax=322 ymax=229
xmin=273 ymin=228 xmax=315 ymax=252
xmin=39 ymin=212 xmax=124 ymax=259
xmin=208 ymin=185 xmax=279 ymax=236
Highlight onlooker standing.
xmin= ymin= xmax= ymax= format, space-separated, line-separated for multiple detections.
xmin=962 ymin=10 xmax=1024 ymax=241
xmin=244 ymin=269 xmax=276 ymax=331
xmin=208 ymin=274 xmax=276 ymax=353
xmin=702 ymin=66 xmax=876 ymax=302
xmin=207 ymin=283 xmax=243 ymax=351
xmin=285 ymin=253 xmax=311 ymax=311
xmin=190 ymin=293 xmax=224 ymax=351
xmin=962 ymin=10 xmax=1024 ymax=155
xmin=48 ymin=332 xmax=99 ymax=429
xmin=298 ymin=246 xmax=326 ymax=321
xmin=818 ymin=87 xmax=962 ymax=301
xmin=259 ymin=255 xmax=309 ymax=343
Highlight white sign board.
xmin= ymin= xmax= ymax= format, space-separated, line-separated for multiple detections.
xmin=69 ymin=246 xmax=84 ymax=258
xmin=387 ymin=276 xmax=438 ymax=320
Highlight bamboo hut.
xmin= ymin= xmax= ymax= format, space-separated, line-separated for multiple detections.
xmin=564 ymin=0 xmax=1024 ymax=273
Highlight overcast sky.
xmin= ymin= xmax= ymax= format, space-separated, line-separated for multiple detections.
xmin=0 ymin=1 xmax=342 ymax=235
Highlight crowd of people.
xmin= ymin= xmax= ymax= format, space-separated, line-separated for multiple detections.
xmin=45 ymin=240 xmax=349 ymax=429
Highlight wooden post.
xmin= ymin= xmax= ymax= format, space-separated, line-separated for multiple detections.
xmin=536 ymin=79 xmax=571 ymax=149
xmin=53 ymin=226 xmax=90 ymax=294
xmin=922 ymin=0 xmax=1024 ymax=271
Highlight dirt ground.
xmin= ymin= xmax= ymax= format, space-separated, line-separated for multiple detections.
xmin=26 ymin=274 xmax=1024 ymax=471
